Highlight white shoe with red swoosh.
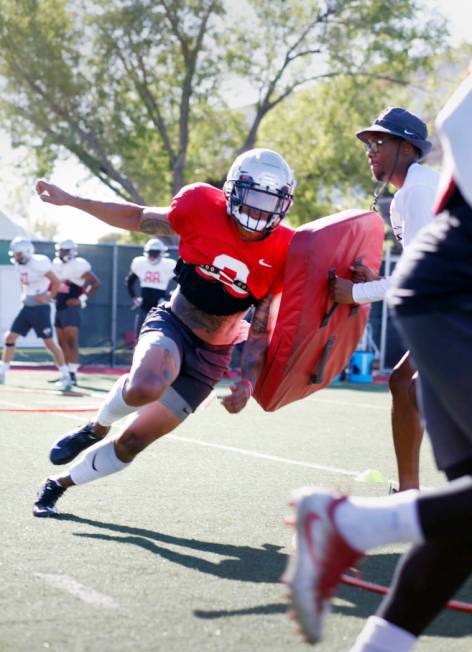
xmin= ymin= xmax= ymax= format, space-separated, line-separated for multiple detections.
xmin=283 ymin=488 xmax=363 ymax=644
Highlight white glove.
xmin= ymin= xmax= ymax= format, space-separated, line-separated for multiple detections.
xmin=132 ymin=297 xmax=143 ymax=309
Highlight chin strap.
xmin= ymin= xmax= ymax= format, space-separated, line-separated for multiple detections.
xmin=370 ymin=180 xmax=389 ymax=212
xmin=370 ymin=141 xmax=404 ymax=212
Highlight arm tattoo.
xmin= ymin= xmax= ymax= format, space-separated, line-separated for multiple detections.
xmin=139 ymin=215 xmax=175 ymax=236
xmin=241 ymin=295 xmax=273 ymax=384
xmin=250 ymin=295 xmax=272 ymax=333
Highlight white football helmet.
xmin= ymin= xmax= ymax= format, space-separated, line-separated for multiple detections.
xmin=224 ymin=148 xmax=296 ymax=232
xmin=55 ymin=239 xmax=78 ymax=261
xmin=9 ymin=237 xmax=35 ymax=265
xmin=144 ymin=238 xmax=167 ymax=264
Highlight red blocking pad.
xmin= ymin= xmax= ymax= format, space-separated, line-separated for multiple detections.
xmin=254 ymin=209 xmax=385 ymax=411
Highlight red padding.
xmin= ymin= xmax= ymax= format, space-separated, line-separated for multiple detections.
xmin=254 ymin=209 xmax=385 ymax=411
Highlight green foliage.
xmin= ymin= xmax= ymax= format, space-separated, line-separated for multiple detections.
xmin=96 ymin=231 xmax=126 ymax=244
xmin=258 ymin=75 xmax=405 ymax=225
xmin=0 ymin=0 xmax=449 ymax=219
xmin=28 ymin=216 xmax=60 ymax=240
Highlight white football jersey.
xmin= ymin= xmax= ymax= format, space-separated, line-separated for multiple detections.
xmin=52 ymin=256 xmax=92 ymax=291
xmin=14 ymin=254 xmax=52 ymax=296
xmin=131 ymin=256 xmax=175 ymax=289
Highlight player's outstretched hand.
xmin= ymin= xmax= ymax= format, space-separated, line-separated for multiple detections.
xmin=36 ymin=179 xmax=72 ymax=206
xmin=221 ymin=380 xmax=252 ymax=414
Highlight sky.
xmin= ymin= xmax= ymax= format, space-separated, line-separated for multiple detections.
xmin=436 ymin=0 xmax=472 ymax=45
xmin=2 ymin=0 xmax=472 ymax=244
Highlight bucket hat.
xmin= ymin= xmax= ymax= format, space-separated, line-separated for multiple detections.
xmin=356 ymin=107 xmax=432 ymax=159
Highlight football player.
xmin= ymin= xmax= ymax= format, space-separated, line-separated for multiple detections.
xmin=32 ymin=148 xmax=295 ymax=516
xmin=52 ymin=239 xmax=101 ymax=385
xmin=126 ymin=238 xmax=176 ymax=339
xmin=0 ymin=238 xmax=72 ymax=390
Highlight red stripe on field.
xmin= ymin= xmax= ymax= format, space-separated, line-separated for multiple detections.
xmin=341 ymin=574 xmax=472 ymax=614
xmin=0 ymin=408 xmax=96 ymax=413
xmin=5 ymin=366 xmax=128 ymax=375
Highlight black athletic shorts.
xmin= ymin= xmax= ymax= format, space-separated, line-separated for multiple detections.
xmin=55 ymin=306 xmax=81 ymax=328
xmin=394 ymin=311 xmax=472 ymax=470
xmin=141 ymin=305 xmax=233 ymax=411
xmin=11 ymin=304 xmax=53 ymax=339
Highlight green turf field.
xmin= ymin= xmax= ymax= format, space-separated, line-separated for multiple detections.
xmin=1 ymin=370 xmax=470 ymax=652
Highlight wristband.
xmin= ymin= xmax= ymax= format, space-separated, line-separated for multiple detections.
xmin=240 ymin=378 xmax=254 ymax=396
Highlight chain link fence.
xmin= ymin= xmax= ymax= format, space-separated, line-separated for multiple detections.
xmin=0 ymin=239 xmax=403 ymax=371
xmin=0 ymin=239 xmax=178 ymax=367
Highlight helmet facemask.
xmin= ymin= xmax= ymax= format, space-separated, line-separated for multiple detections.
xmin=9 ymin=238 xmax=34 ymax=265
xmin=144 ymin=238 xmax=167 ymax=265
xmin=55 ymin=240 xmax=78 ymax=262
xmin=228 ymin=178 xmax=293 ymax=232
xmin=224 ymin=149 xmax=295 ymax=234
xmin=146 ymin=250 xmax=162 ymax=264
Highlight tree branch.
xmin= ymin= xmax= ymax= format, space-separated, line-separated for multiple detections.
xmin=5 ymin=56 xmax=145 ymax=202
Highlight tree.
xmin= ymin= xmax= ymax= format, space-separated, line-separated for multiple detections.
xmin=28 ymin=216 xmax=60 ymax=240
xmin=0 ymin=0 xmax=446 ymax=208
xmin=259 ymin=45 xmax=472 ymax=227
xmin=96 ymin=232 xmax=123 ymax=244
xmin=258 ymin=74 xmax=403 ymax=225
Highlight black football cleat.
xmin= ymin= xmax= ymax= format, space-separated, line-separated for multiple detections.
xmin=49 ymin=423 xmax=103 ymax=465
xmin=48 ymin=372 xmax=77 ymax=386
xmin=33 ymin=479 xmax=66 ymax=517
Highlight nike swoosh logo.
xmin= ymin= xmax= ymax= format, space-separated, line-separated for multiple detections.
xmin=304 ymin=511 xmax=320 ymax=563
xmin=92 ymin=452 xmax=99 ymax=471
xmin=403 ymin=129 xmax=416 ymax=136
xmin=258 ymin=259 xmax=272 ymax=268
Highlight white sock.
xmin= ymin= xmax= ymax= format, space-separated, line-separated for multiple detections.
xmin=0 ymin=362 xmax=10 ymax=371
xmin=58 ymin=365 xmax=70 ymax=378
xmin=68 ymin=363 xmax=79 ymax=373
xmin=350 ymin=616 xmax=416 ymax=652
xmin=96 ymin=374 xmax=136 ymax=427
xmin=69 ymin=440 xmax=129 ymax=485
xmin=334 ymin=490 xmax=423 ymax=552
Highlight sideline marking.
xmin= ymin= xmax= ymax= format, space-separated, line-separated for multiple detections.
xmin=20 ymin=401 xmax=431 ymax=488
xmin=167 ymin=435 xmax=359 ymax=477
xmin=0 ymin=386 xmax=107 ymax=399
xmin=0 ymin=399 xmax=23 ymax=407
xmin=165 ymin=436 xmax=432 ymax=490
xmin=7 ymin=399 xmax=370 ymax=478
xmin=0 ymin=397 xmax=100 ymax=414
xmin=35 ymin=573 xmax=119 ymax=609
xmin=0 ymin=408 xmax=97 ymax=413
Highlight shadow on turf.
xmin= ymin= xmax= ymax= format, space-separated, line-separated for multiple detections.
xmin=56 ymin=514 xmax=470 ymax=637
xmin=60 ymin=513 xmax=286 ymax=582
xmin=73 ymin=384 xmax=110 ymax=393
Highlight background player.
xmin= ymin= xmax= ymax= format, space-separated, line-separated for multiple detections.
xmin=52 ymin=239 xmax=101 ymax=385
xmin=0 ymin=237 xmax=72 ymax=390
xmin=126 ymin=238 xmax=176 ymax=339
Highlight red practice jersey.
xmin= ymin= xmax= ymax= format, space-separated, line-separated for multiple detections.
xmin=168 ymin=183 xmax=294 ymax=315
